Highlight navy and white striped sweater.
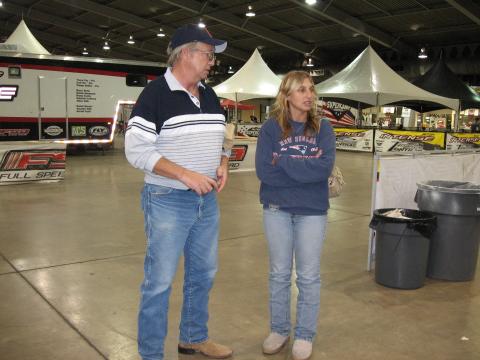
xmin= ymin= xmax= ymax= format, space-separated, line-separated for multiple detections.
xmin=125 ymin=68 xmax=227 ymax=189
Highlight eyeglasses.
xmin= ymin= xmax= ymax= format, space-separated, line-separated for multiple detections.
xmin=191 ymin=48 xmax=216 ymax=62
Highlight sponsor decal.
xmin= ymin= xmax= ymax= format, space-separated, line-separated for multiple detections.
xmin=375 ymin=130 xmax=445 ymax=152
xmin=229 ymin=145 xmax=248 ymax=162
xmin=446 ymin=133 xmax=480 ymax=150
xmin=72 ymin=125 xmax=87 ymax=137
xmin=0 ymin=150 xmax=66 ymax=171
xmin=89 ymin=125 xmax=109 ymax=137
xmin=44 ymin=125 xmax=64 ymax=137
xmin=0 ymin=128 xmax=30 ymax=137
xmin=237 ymin=125 xmax=260 ymax=137
xmin=387 ymin=141 xmax=425 ymax=152
xmin=334 ymin=128 xmax=374 ymax=152
xmin=336 ymin=131 xmax=366 ymax=137
xmin=378 ymin=133 xmax=435 ymax=142
xmin=0 ymin=85 xmax=19 ymax=101
xmin=244 ymin=128 xmax=260 ymax=137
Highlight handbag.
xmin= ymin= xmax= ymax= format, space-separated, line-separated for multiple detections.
xmin=328 ymin=165 xmax=345 ymax=198
xmin=223 ymin=123 xmax=236 ymax=151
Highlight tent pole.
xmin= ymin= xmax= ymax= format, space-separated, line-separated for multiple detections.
xmin=454 ymin=103 xmax=461 ymax=132
xmin=357 ymin=101 xmax=361 ymax=127
xmin=235 ymin=92 xmax=238 ymax=124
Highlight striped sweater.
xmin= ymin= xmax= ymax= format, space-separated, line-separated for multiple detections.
xmin=125 ymin=68 xmax=227 ymax=189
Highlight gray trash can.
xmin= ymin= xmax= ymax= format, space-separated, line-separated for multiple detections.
xmin=415 ymin=180 xmax=480 ymax=281
xmin=369 ymin=208 xmax=436 ymax=289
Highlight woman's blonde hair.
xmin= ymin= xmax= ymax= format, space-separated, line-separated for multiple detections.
xmin=270 ymin=70 xmax=320 ymax=139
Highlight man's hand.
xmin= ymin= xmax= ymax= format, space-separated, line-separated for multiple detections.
xmin=179 ymin=169 xmax=218 ymax=195
xmin=216 ymin=155 xmax=229 ymax=192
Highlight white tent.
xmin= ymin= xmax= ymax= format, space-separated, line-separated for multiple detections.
xmin=0 ymin=20 xmax=51 ymax=55
xmin=213 ymin=49 xmax=281 ymax=101
xmin=315 ymin=46 xmax=458 ymax=110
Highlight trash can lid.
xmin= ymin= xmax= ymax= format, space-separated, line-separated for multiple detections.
xmin=417 ymin=180 xmax=480 ymax=194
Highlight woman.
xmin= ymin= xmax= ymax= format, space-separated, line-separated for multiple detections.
xmin=255 ymin=71 xmax=335 ymax=360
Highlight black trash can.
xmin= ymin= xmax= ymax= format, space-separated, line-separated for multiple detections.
xmin=370 ymin=208 xmax=436 ymax=289
xmin=415 ymin=180 xmax=480 ymax=281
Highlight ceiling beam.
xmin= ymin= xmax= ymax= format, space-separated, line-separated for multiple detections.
xmin=0 ymin=20 xmax=136 ymax=59
xmin=1 ymin=2 xmax=169 ymax=59
xmin=287 ymin=0 xmax=416 ymax=56
xmin=51 ymin=0 xmax=249 ymax=61
xmin=445 ymin=0 xmax=480 ymax=26
xmin=396 ymin=23 xmax=479 ymax=38
xmin=160 ymin=0 xmax=311 ymax=54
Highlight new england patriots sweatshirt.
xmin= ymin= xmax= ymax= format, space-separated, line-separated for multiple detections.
xmin=255 ymin=118 xmax=336 ymax=215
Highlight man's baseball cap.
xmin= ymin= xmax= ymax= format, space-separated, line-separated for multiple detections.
xmin=170 ymin=24 xmax=227 ymax=53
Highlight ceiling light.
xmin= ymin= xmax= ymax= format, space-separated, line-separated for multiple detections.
xmin=228 ymin=66 xmax=235 ymax=74
xmin=157 ymin=28 xmax=165 ymax=37
xmin=246 ymin=5 xmax=255 ymax=17
xmin=198 ymin=19 xmax=206 ymax=28
xmin=127 ymin=35 xmax=135 ymax=45
xmin=82 ymin=47 xmax=89 ymax=55
xmin=103 ymin=41 xmax=110 ymax=51
xmin=0 ymin=2 xmax=3 ymax=7
xmin=305 ymin=0 xmax=317 ymax=5
xmin=418 ymin=47 xmax=428 ymax=59
xmin=303 ymin=55 xmax=314 ymax=67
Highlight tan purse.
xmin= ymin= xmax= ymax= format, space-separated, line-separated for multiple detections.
xmin=317 ymin=119 xmax=345 ymax=198
xmin=328 ymin=165 xmax=345 ymax=198
xmin=223 ymin=123 xmax=236 ymax=151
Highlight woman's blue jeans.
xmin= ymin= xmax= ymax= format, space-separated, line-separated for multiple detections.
xmin=263 ymin=206 xmax=327 ymax=342
xmin=138 ymin=183 xmax=219 ymax=360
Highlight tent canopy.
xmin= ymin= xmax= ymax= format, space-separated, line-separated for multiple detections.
xmin=1 ymin=20 xmax=51 ymax=55
xmin=314 ymin=46 xmax=459 ymax=111
xmin=213 ymin=49 xmax=281 ymax=101
xmin=400 ymin=56 xmax=480 ymax=112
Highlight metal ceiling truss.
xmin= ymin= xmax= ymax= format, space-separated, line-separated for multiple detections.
xmin=2 ymin=2 xmax=169 ymax=59
xmin=446 ymin=0 xmax=480 ymax=26
xmin=52 ymin=0 xmax=250 ymax=61
xmin=287 ymin=0 xmax=416 ymax=56
xmin=1 ymin=20 xmax=133 ymax=59
xmin=160 ymin=0 xmax=311 ymax=54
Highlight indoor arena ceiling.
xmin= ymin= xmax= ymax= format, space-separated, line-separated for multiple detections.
xmin=1 ymin=0 xmax=480 ymax=83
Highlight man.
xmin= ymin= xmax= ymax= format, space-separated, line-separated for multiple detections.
xmin=471 ymin=117 xmax=480 ymax=133
xmin=125 ymin=24 xmax=232 ymax=360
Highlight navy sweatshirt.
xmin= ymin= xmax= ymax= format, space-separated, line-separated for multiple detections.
xmin=255 ymin=118 xmax=336 ymax=215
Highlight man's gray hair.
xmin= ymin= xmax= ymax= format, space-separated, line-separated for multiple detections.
xmin=167 ymin=42 xmax=196 ymax=67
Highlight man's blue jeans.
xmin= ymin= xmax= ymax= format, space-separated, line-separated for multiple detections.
xmin=138 ymin=183 xmax=219 ymax=360
xmin=263 ymin=206 xmax=327 ymax=342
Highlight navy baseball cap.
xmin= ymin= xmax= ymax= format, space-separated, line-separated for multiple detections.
xmin=170 ymin=24 xmax=227 ymax=53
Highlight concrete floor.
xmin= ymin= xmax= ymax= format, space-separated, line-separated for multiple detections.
xmin=0 ymin=147 xmax=479 ymax=360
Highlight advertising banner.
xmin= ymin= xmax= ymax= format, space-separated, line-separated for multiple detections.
xmin=229 ymin=138 xmax=256 ymax=172
xmin=334 ymin=128 xmax=374 ymax=152
xmin=0 ymin=141 xmax=67 ymax=184
xmin=375 ymin=130 xmax=445 ymax=152
xmin=319 ymin=101 xmax=357 ymax=126
xmin=446 ymin=133 xmax=480 ymax=150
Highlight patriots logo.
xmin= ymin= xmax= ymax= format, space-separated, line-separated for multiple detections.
xmin=289 ymin=145 xmax=308 ymax=155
